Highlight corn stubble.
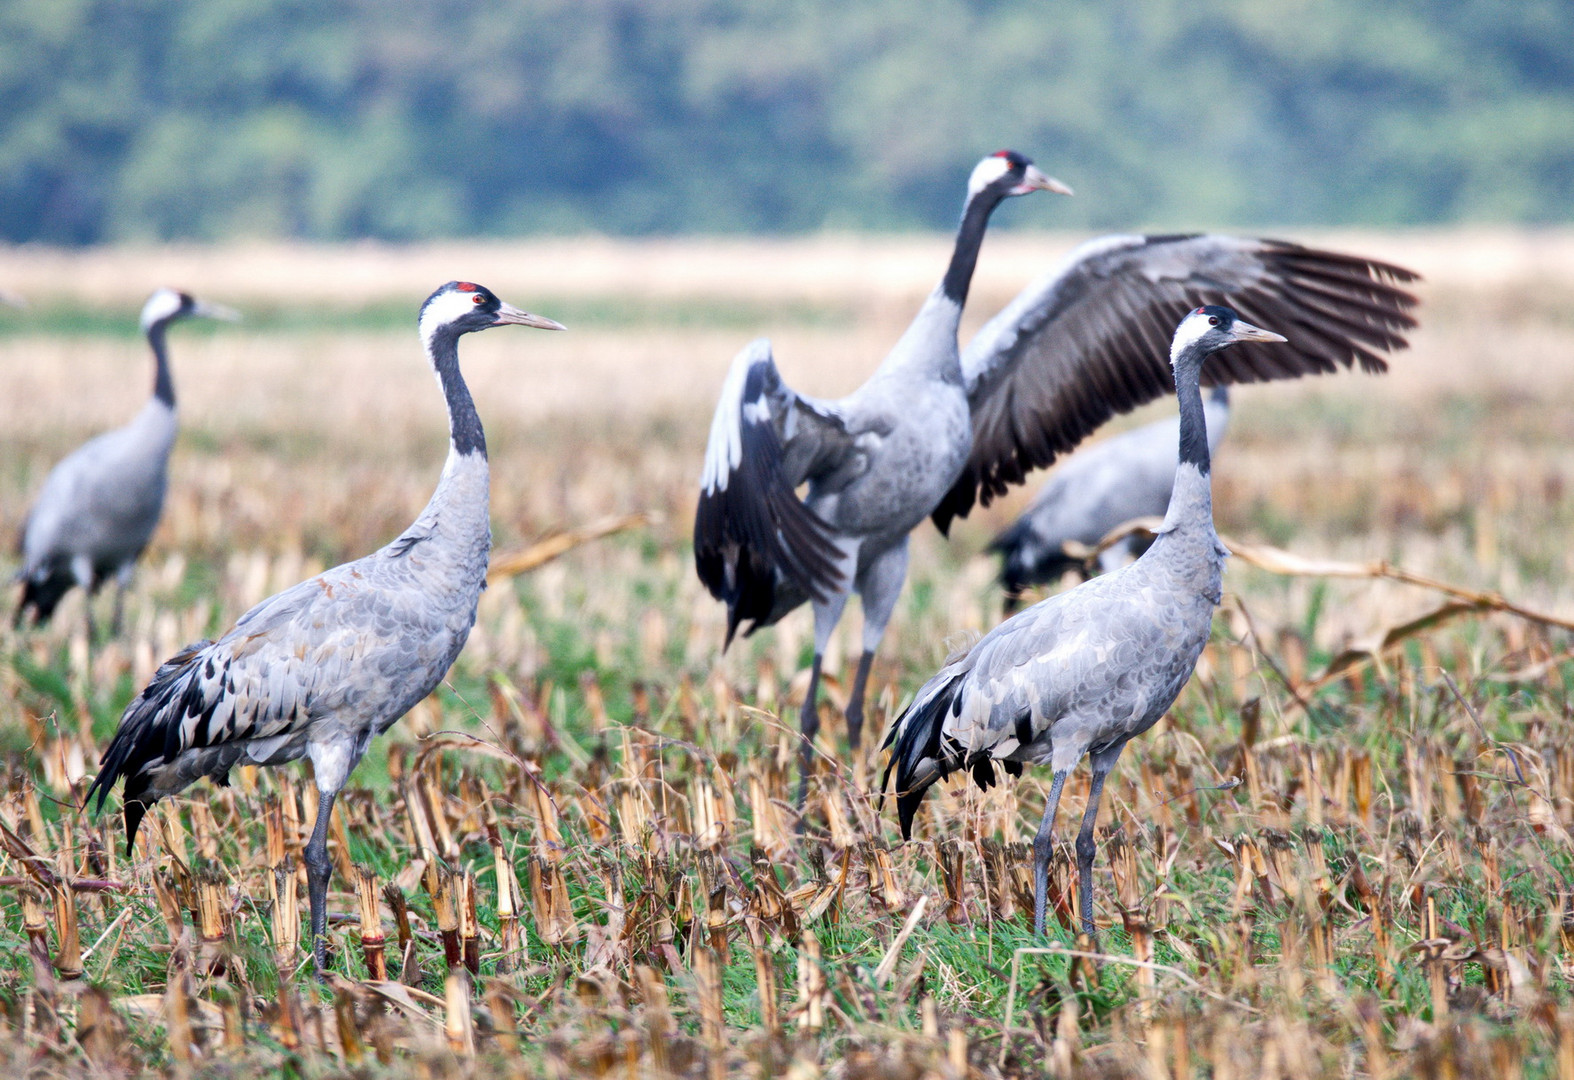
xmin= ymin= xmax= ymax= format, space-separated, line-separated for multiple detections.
xmin=5 ymin=233 xmax=1574 ymax=1075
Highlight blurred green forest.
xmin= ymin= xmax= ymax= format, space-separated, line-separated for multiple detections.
xmin=3 ymin=0 xmax=1572 ymax=242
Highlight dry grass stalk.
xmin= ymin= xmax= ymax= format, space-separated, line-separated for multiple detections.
xmin=445 ymin=969 xmax=475 ymax=1058
xmin=748 ymin=763 xmax=791 ymax=859
xmin=425 ymin=863 xmax=461 ymax=969
xmin=690 ymin=771 xmax=722 ymax=850
xmin=939 ymin=839 xmax=966 ymax=923
xmin=271 ymin=859 xmax=300 ymax=968
xmin=333 ymin=983 xmax=365 ymax=1065
xmin=493 ymin=842 xmax=523 ymax=973
xmin=263 ymin=797 xmax=285 ymax=869
xmin=460 ymin=868 xmax=481 ymax=974
xmin=194 ymin=871 xmax=229 ymax=977
xmin=527 ymin=855 xmax=578 ymax=946
xmin=745 ymin=919 xmax=780 ymax=1037
xmin=20 ymin=887 xmax=49 ymax=969
xmin=162 ymin=975 xmax=195 ymax=1072
xmin=382 ymin=882 xmax=412 ymax=959
xmin=153 ymin=870 xmax=188 ymax=946
xmin=486 ymin=513 xmax=646 ymax=581
xmin=484 ymin=981 xmax=519 ymax=1055
xmin=76 ymin=986 xmax=127 ymax=1070
xmin=795 ymin=930 xmax=826 ymax=1033
xmin=690 ymin=945 xmax=725 ymax=1080
xmin=864 ymin=841 xmax=906 ymax=914
xmin=356 ymin=866 xmax=387 ymax=981
xmin=822 ymin=784 xmax=856 ymax=849
xmin=635 ymin=964 xmax=675 ymax=1074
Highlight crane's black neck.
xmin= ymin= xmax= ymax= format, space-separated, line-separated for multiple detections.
xmin=940 ymin=188 xmax=1006 ymax=306
xmin=1174 ymin=353 xmax=1210 ymax=475
xmin=147 ymin=323 xmax=175 ymax=408
xmin=428 ymin=327 xmax=486 ymax=458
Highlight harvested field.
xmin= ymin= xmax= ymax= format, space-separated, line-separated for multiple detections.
xmin=1 ymin=230 xmax=1574 ymax=1077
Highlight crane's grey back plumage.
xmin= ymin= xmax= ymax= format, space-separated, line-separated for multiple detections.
xmin=15 ymin=288 xmax=237 ymax=629
xmin=994 ymin=386 xmax=1230 ymax=595
xmin=87 ymin=281 xmax=565 ymax=969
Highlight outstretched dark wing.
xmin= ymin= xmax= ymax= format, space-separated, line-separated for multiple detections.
xmin=694 ymin=339 xmax=852 ymax=645
xmin=931 ymin=235 xmax=1420 ymax=533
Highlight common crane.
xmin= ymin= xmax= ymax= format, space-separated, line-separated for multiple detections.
xmin=883 ymin=305 xmax=1282 ymax=937
xmin=993 ymin=385 xmax=1230 ymax=609
xmin=87 ymin=282 xmax=565 ymax=971
xmin=694 ymin=152 xmax=1417 ymax=806
xmin=15 ymin=288 xmax=237 ymax=635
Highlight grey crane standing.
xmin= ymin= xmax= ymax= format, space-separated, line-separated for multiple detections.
xmin=883 ymin=305 xmax=1283 ymax=937
xmin=695 ymin=152 xmax=1418 ymax=805
xmin=86 ymin=282 xmax=564 ymax=971
xmin=15 ymin=288 xmax=237 ymax=635
xmin=992 ymin=385 xmax=1231 ymax=609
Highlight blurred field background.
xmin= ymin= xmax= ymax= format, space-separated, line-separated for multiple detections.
xmin=0 ymin=230 xmax=1573 ymax=1076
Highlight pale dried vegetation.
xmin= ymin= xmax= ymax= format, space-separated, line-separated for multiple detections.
xmin=0 ymin=231 xmax=1573 ymax=1077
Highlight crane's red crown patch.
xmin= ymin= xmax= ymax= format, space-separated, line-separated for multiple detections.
xmin=456 ymin=282 xmax=479 ymax=292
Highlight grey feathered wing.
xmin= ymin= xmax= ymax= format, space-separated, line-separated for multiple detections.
xmin=693 ymin=338 xmax=855 ymax=645
xmin=931 ymin=234 xmax=1419 ymax=532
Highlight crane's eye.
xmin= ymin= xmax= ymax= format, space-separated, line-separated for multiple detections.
xmin=1207 ymin=316 xmax=1219 ymax=326
xmin=472 ymin=294 xmax=486 ymax=305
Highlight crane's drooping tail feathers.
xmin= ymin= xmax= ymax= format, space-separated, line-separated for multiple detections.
xmin=694 ymin=358 xmax=843 ymax=646
xmin=880 ymin=672 xmax=966 ymax=839
xmin=86 ymin=639 xmax=214 ymax=854
xmin=15 ymin=567 xmax=77 ymax=628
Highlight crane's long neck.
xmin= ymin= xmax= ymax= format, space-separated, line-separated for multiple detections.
xmin=428 ymin=328 xmax=487 ymax=461
xmin=406 ymin=326 xmax=492 ymax=575
xmin=941 ymin=190 xmax=1003 ymax=308
xmin=1159 ymin=351 xmax=1215 ymax=535
xmin=147 ymin=322 xmax=175 ymax=408
xmin=876 ymin=188 xmax=1004 ymax=384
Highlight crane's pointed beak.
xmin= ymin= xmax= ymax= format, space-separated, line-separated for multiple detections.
xmin=493 ymin=302 xmax=566 ymax=331
xmin=192 ymin=300 xmax=241 ymax=322
xmin=1017 ymin=165 xmax=1073 ymax=196
xmin=1229 ymin=319 xmax=1287 ymax=344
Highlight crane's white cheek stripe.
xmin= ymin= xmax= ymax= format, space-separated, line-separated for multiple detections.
xmin=419 ymin=291 xmax=479 ymax=352
xmin=967 ymin=156 xmax=1013 ymax=196
xmin=1169 ymin=315 xmax=1211 ymax=362
xmin=140 ymin=288 xmax=184 ymax=330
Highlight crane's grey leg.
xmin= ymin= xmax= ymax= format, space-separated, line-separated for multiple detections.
xmin=797 ymin=586 xmax=851 ymax=808
xmin=1074 ymin=741 xmax=1126 ymax=940
xmin=110 ymin=564 xmax=134 ymax=637
xmin=1032 ymin=770 xmax=1070 ymax=935
xmin=304 ymin=790 xmax=338 ymax=973
xmin=795 ymin=538 xmax=859 ymax=810
xmin=846 ymin=539 xmax=908 ymax=752
xmin=70 ymin=555 xmax=96 ymax=642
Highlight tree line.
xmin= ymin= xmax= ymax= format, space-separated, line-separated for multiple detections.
xmin=2 ymin=0 xmax=1571 ymax=243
